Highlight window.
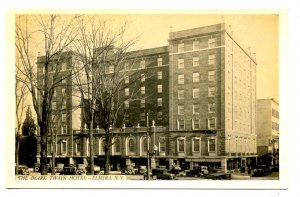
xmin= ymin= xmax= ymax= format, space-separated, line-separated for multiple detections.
xmin=193 ymin=73 xmax=200 ymax=83
xmin=108 ymin=65 xmax=114 ymax=73
xmin=208 ymin=71 xmax=215 ymax=81
xmin=159 ymin=137 xmax=166 ymax=152
xmin=62 ymin=87 xmax=66 ymax=95
xmin=177 ymin=138 xmax=185 ymax=152
xmin=75 ymin=141 xmax=81 ymax=153
xmin=193 ymin=57 xmax=199 ymax=67
xmin=208 ymin=87 xmax=215 ymax=97
xmin=62 ymin=114 xmax=67 ymax=122
xmin=157 ymin=98 xmax=162 ymax=107
xmin=208 ymin=103 xmax=215 ymax=113
xmin=114 ymin=138 xmax=121 ymax=153
xmin=193 ymin=40 xmax=200 ymax=50
xmin=141 ymin=86 xmax=145 ymax=95
xmin=178 ymin=43 xmax=184 ymax=53
xmin=193 ymin=88 xmax=199 ymax=99
xmin=61 ymin=140 xmax=67 ymax=155
xmin=208 ymin=118 xmax=216 ymax=129
xmin=193 ymin=119 xmax=200 ymax=130
xmin=140 ymin=113 xmax=146 ymax=121
xmin=125 ymin=88 xmax=129 ymax=96
xmin=61 ymin=124 xmax=67 ymax=134
xmin=61 ymin=63 xmax=67 ymax=71
xmin=208 ymin=54 xmax=216 ymax=65
xmin=128 ymin=138 xmax=135 ymax=153
xmin=62 ymin=100 xmax=67 ymax=109
xmin=208 ymin=38 xmax=216 ymax=48
xmin=53 ymin=89 xmax=56 ymax=97
xmin=193 ymin=104 xmax=200 ymax=114
xmin=125 ymin=76 xmax=129 ymax=84
xmin=141 ymin=99 xmax=145 ymax=108
xmin=62 ymin=79 xmax=66 ymax=84
xmin=178 ymin=90 xmax=184 ymax=100
xmin=178 ymin=105 xmax=184 ymax=115
xmin=124 ymin=100 xmax=129 ymax=109
xmin=142 ymin=137 xmax=148 ymax=153
xmin=192 ymin=138 xmax=201 ymax=152
xmin=157 ymin=111 xmax=163 ymax=120
xmin=178 ymin=120 xmax=185 ymax=130
xmin=141 ymin=74 xmax=145 ymax=82
xmin=52 ymin=102 xmax=57 ymax=110
xmin=157 ymin=58 xmax=163 ymax=66
xmin=100 ymin=139 xmax=106 ymax=154
xmin=140 ymin=60 xmax=146 ymax=69
xmin=178 ymin=59 xmax=184 ymax=69
xmin=157 ymin=85 xmax=162 ymax=93
xmin=178 ymin=74 xmax=184 ymax=84
xmin=208 ymin=138 xmax=216 ymax=152
xmin=157 ymin=71 xmax=162 ymax=80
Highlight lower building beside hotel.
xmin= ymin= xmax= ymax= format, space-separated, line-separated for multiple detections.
xmin=36 ymin=23 xmax=258 ymax=172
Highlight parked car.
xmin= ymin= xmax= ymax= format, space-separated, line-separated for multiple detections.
xmin=187 ymin=166 xmax=208 ymax=177
xmin=152 ymin=168 xmax=176 ymax=180
xmin=139 ymin=166 xmax=147 ymax=175
xmin=168 ymin=165 xmax=182 ymax=175
xmin=204 ymin=172 xmax=231 ymax=180
xmin=61 ymin=164 xmax=77 ymax=175
xmin=55 ymin=163 xmax=64 ymax=174
xmin=252 ymin=165 xmax=271 ymax=177
xmin=121 ymin=165 xmax=138 ymax=175
xmin=76 ymin=164 xmax=87 ymax=175
xmin=18 ymin=165 xmax=30 ymax=175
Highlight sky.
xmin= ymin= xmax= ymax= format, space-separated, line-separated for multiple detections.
xmin=20 ymin=14 xmax=279 ymax=102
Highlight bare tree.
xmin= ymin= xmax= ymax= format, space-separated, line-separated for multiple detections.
xmin=15 ymin=57 xmax=29 ymax=174
xmin=15 ymin=15 xmax=78 ymax=175
xmin=73 ymin=16 xmax=142 ymax=175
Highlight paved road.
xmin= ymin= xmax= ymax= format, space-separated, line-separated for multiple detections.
xmin=250 ymin=171 xmax=279 ymax=180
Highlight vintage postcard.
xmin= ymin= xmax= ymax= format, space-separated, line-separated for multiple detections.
xmin=5 ymin=9 xmax=287 ymax=189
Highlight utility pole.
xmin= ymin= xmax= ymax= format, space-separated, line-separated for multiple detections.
xmin=146 ymin=112 xmax=150 ymax=180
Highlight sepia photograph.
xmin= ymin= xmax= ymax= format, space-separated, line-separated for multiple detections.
xmin=5 ymin=10 xmax=286 ymax=189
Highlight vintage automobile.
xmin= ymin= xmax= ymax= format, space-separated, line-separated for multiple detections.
xmin=168 ymin=165 xmax=182 ymax=175
xmin=61 ymin=164 xmax=77 ymax=175
xmin=187 ymin=166 xmax=209 ymax=177
xmin=138 ymin=166 xmax=147 ymax=175
xmin=18 ymin=165 xmax=30 ymax=175
xmin=252 ymin=165 xmax=271 ymax=177
xmin=204 ymin=172 xmax=231 ymax=180
xmin=121 ymin=164 xmax=138 ymax=175
xmin=76 ymin=164 xmax=87 ymax=175
xmin=55 ymin=163 xmax=64 ymax=174
xmin=152 ymin=168 xmax=176 ymax=180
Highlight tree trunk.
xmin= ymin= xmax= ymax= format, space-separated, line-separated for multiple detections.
xmin=89 ymin=122 xmax=94 ymax=175
xmin=40 ymin=126 xmax=48 ymax=175
xmin=15 ymin=135 xmax=20 ymax=175
xmin=51 ymin=128 xmax=56 ymax=175
xmin=104 ymin=132 xmax=111 ymax=175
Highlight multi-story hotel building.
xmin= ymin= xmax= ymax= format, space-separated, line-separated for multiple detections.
xmin=256 ymin=99 xmax=279 ymax=157
xmin=36 ymin=23 xmax=258 ymax=172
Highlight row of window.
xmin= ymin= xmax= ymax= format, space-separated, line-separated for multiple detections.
xmin=123 ymin=57 xmax=164 ymax=71
xmin=178 ymin=87 xmax=216 ymax=99
xmin=177 ymin=55 xmax=216 ymax=68
xmin=51 ymin=135 xmax=217 ymax=156
xmin=177 ymin=71 xmax=215 ymax=84
xmin=272 ymin=122 xmax=279 ymax=131
xmin=124 ymin=98 xmax=164 ymax=109
xmin=124 ymin=71 xmax=163 ymax=84
xmin=39 ymin=62 xmax=68 ymax=74
xmin=52 ymin=100 xmax=67 ymax=110
xmin=177 ymin=118 xmax=216 ymax=130
xmin=124 ymin=84 xmax=163 ymax=96
xmin=50 ymin=113 xmax=67 ymax=122
xmin=177 ymin=38 xmax=216 ymax=53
